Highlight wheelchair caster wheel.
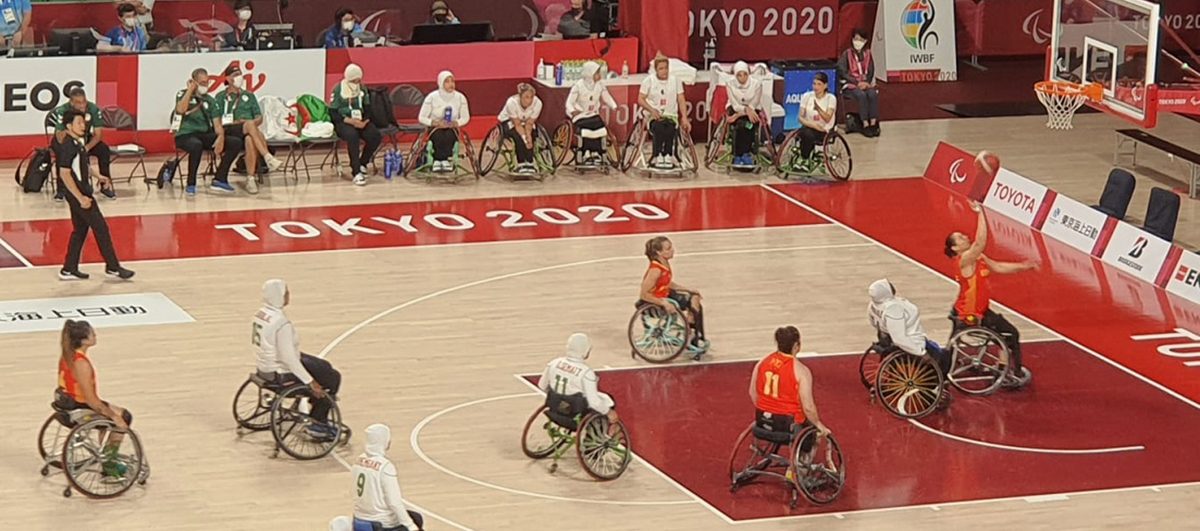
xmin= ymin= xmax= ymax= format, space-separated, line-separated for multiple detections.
xmin=40 ymin=465 xmax=49 ymax=477
xmin=271 ymin=448 xmax=280 ymax=459
xmin=549 ymin=463 xmax=558 ymax=474
xmin=63 ymin=487 xmax=72 ymax=498
xmin=138 ymin=478 xmax=148 ymax=486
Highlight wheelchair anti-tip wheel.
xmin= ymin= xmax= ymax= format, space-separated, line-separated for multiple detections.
xmin=948 ymin=327 xmax=1011 ymax=395
xmin=575 ymin=413 xmax=632 ymax=481
xmin=792 ymin=427 xmax=845 ymax=505
xmin=627 ymin=303 xmax=691 ymax=363
xmin=874 ymin=351 xmax=945 ymax=419
xmin=268 ymin=385 xmax=345 ymax=460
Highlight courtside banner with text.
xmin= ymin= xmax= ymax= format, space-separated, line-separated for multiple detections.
xmin=0 ymin=57 xmax=97 ymax=135
xmin=982 ymin=168 xmax=1048 ymax=227
xmin=0 ymin=293 xmax=194 ymax=334
xmin=1041 ymin=192 xmax=1109 ymax=255
xmin=1167 ymin=250 xmax=1200 ymax=305
xmin=874 ymin=0 xmax=958 ymax=82
xmin=1101 ymin=222 xmax=1172 ymax=284
xmin=688 ymin=0 xmax=839 ymax=61
xmin=136 ymin=49 xmax=326 ymax=129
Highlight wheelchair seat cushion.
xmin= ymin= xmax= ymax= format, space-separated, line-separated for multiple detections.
xmin=545 ymin=391 xmax=588 ymax=431
xmin=752 ymin=410 xmax=797 ymax=445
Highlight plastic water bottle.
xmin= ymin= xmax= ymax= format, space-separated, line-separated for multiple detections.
xmin=621 ymin=60 xmax=629 ymax=78
xmin=443 ymin=106 xmax=453 ymax=124
xmin=555 ymin=61 xmax=564 ymax=86
xmin=536 ymin=59 xmax=546 ymax=80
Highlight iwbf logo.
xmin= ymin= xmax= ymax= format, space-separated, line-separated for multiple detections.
xmin=901 ymin=0 xmax=939 ymax=50
xmin=1023 ymin=9 xmax=1052 ymax=45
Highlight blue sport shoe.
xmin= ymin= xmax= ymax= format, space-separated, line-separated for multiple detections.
xmin=210 ymin=181 xmax=236 ymax=193
xmin=185 ymin=185 xmax=196 ymax=196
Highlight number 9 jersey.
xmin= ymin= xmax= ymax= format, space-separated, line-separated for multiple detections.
xmin=755 ymin=351 xmax=804 ymax=422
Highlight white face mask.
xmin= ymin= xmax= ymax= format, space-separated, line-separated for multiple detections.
xmin=123 ymin=17 xmax=138 ymax=28
xmin=853 ymin=39 xmax=866 ymax=51
xmin=196 ymin=85 xmax=208 ymax=96
xmin=238 ymin=9 xmax=252 ymax=21
xmin=230 ymin=77 xmax=244 ymax=89
xmin=342 ymin=20 xmax=355 ymax=31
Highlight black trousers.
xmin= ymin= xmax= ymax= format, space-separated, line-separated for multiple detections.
xmin=502 ymin=121 xmax=534 ymax=163
xmin=798 ymin=127 xmax=825 ymax=159
xmin=336 ymin=121 xmax=382 ymax=172
xmin=649 ymin=118 xmax=677 ymax=157
xmin=843 ymin=86 xmax=880 ymax=122
xmin=51 ymin=138 xmax=112 ymax=177
xmin=728 ymin=110 xmax=757 ymax=157
xmin=429 ymin=128 xmax=458 ymax=161
xmin=63 ymin=194 xmax=121 ymax=272
xmin=300 ymin=353 xmax=341 ymax=423
xmin=575 ymin=115 xmax=606 ymax=154
xmin=354 ymin=512 xmax=424 ymax=531
xmin=174 ymin=131 xmax=243 ymax=186
xmin=980 ymin=310 xmax=1023 ymax=371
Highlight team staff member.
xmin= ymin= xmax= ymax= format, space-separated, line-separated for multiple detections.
xmin=837 ymin=28 xmax=881 ymax=137
xmin=57 ymin=320 xmax=135 ymax=478
xmin=352 ymin=424 xmax=425 ymax=531
xmin=220 ymin=0 xmax=257 ymax=50
xmin=331 ymin=63 xmax=381 ymax=186
xmin=497 ymin=83 xmax=543 ymax=174
xmin=748 ymin=326 xmax=829 ymax=435
xmin=53 ymin=88 xmax=116 ymax=201
xmin=637 ymin=53 xmax=690 ymax=170
xmin=56 ymin=109 xmax=134 ymax=281
xmin=0 ymin=0 xmax=32 ymax=47
xmin=214 ymin=64 xmax=282 ymax=194
xmin=944 ymin=202 xmax=1037 ymax=386
xmin=174 ymin=67 xmax=244 ymax=195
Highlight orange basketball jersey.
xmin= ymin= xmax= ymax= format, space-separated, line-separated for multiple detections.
xmin=754 ymin=352 xmax=805 ymax=422
xmin=647 ymin=260 xmax=672 ymax=299
xmin=953 ymin=256 xmax=992 ymax=323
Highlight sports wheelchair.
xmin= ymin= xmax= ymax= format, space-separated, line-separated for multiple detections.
xmin=704 ymin=110 xmax=777 ymax=173
xmin=232 ymin=372 xmax=351 ymax=460
xmin=550 ymin=119 xmax=621 ymax=174
xmin=774 ymin=127 xmax=853 ymax=181
xmin=728 ymin=412 xmax=844 ymax=508
xmin=402 ymin=127 xmax=480 ymax=183
xmin=618 ymin=112 xmax=699 ymax=178
xmin=627 ymin=299 xmax=707 ymax=363
xmin=477 ymin=122 xmax=556 ymax=181
xmin=38 ymin=391 xmax=150 ymax=498
xmin=858 ymin=342 xmax=947 ymax=419
xmin=520 ymin=392 xmax=632 ymax=481
xmin=946 ymin=314 xmax=1029 ymax=395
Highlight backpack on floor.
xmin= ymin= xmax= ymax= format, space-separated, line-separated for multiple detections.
xmin=14 ymin=147 xmax=53 ymax=193
xmin=367 ymin=87 xmax=397 ymax=129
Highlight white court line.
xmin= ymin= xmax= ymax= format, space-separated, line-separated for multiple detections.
xmin=407 ymin=388 xmax=697 ymax=508
xmin=329 ymin=452 xmax=474 ymax=531
xmin=907 ymin=419 xmax=1145 ymax=455
xmin=0 ymin=235 xmax=33 ymax=268
xmin=758 ymin=183 xmax=1200 ymax=412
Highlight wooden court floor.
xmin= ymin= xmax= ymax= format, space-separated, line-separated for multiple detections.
xmin=1 ymin=113 xmax=1198 ymax=530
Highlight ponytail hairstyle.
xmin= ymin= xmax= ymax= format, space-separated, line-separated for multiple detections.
xmin=944 ymin=234 xmax=958 ymax=258
xmin=60 ymin=319 xmax=93 ymax=364
xmin=644 ymin=236 xmax=671 ymax=261
xmin=517 ymin=82 xmax=535 ymax=96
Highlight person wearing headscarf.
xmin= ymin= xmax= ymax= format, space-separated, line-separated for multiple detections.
xmin=724 ymin=61 xmax=763 ymax=168
xmin=565 ymin=61 xmax=617 ymax=165
xmin=418 ymin=70 xmax=471 ymax=172
xmin=352 ymin=424 xmax=425 ymax=531
xmin=638 ymin=53 xmax=690 ymax=169
xmin=497 ymin=83 xmax=543 ymax=174
xmin=837 ymin=28 xmax=880 ymax=136
xmin=867 ymin=279 xmax=950 ymax=374
xmin=330 ymin=63 xmax=381 ymax=186
xmin=537 ymin=333 xmax=619 ymax=424
xmin=253 ymin=279 xmax=344 ymax=441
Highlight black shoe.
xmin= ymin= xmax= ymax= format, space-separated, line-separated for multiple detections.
xmin=58 ymin=269 xmax=90 ymax=281
xmin=100 ymin=186 xmax=117 ymax=200
xmin=105 ymin=267 xmax=135 ymax=280
xmin=54 ymin=191 xmax=66 ymax=203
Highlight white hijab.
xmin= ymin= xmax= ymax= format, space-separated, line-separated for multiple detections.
xmin=262 ymin=279 xmax=287 ymax=309
xmin=579 ymin=61 xmax=601 ymax=90
xmin=726 ymin=61 xmax=760 ymax=104
xmin=566 ymin=333 xmax=591 ymax=360
xmin=340 ymin=64 xmax=363 ymax=99
xmin=437 ymin=70 xmax=457 ymax=99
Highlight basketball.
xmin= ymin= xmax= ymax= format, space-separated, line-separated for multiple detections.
xmin=974 ymin=150 xmax=1001 ymax=178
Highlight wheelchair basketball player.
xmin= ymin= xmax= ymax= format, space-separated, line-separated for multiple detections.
xmin=749 ymin=326 xmax=830 ymax=443
xmin=640 ymin=236 xmax=709 ymax=358
xmin=944 ymin=202 xmax=1037 ymax=387
xmin=868 ymin=279 xmax=952 ymax=376
xmin=537 ymin=333 xmax=620 ymax=428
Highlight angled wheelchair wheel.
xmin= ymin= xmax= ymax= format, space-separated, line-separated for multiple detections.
xmin=822 ymin=131 xmax=853 ymax=181
xmin=533 ymin=124 xmax=556 ymax=177
xmin=39 ymin=413 xmax=70 ymax=463
xmin=758 ymin=118 xmax=777 ymax=164
xmin=704 ymin=120 xmax=729 ymax=170
xmin=269 ymin=385 xmax=343 ymax=461
xmin=402 ymin=132 xmax=430 ymax=179
xmin=457 ymin=129 xmax=481 ymax=178
xmin=627 ymin=303 xmax=690 ymax=363
xmin=875 ymin=351 xmax=944 ymax=419
xmin=551 ymin=121 xmax=574 ymax=169
xmin=62 ymin=418 xmax=146 ymax=499
xmin=677 ymin=130 xmax=700 ymax=177
xmin=792 ymin=428 xmax=845 ymax=505
xmin=948 ymin=327 xmax=1011 ymax=395
xmin=232 ymin=377 xmax=275 ymax=431
xmin=521 ymin=405 xmax=570 ymax=459
xmin=727 ymin=424 xmax=769 ymax=490
xmin=858 ymin=347 xmax=883 ymax=395
xmin=619 ymin=119 xmax=646 ymax=172
xmin=478 ymin=124 xmax=504 ymax=177
xmin=774 ymin=130 xmax=804 ymax=176
xmin=575 ymin=413 xmax=631 ymax=481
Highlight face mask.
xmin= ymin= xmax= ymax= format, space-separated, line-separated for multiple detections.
xmin=196 ymin=85 xmax=208 ymax=96
xmin=238 ymin=9 xmax=252 ymax=21
xmin=853 ymin=39 xmax=866 ymax=51
xmin=123 ymin=17 xmax=137 ymax=28
xmin=342 ymin=20 xmax=355 ymax=31
xmin=230 ymin=77 xmax=244 ymax=89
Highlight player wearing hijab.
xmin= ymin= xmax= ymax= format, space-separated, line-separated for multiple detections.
xmin=867 ymin=279 xmax=951 ymax=375
xmin=565 ymin=61 xmax=617 ymax=165
xmin=537 ymin=333 xmax=619 ymax=425
xmin=418 ymin=70 xmax=471 ymax=172
xmin=724 ymin=61 xmax=763 ymax=168
xmin=352 ymin=423 xmax=424 ymax=531
xmin=252 ymin=279 xmax=344 ymax=441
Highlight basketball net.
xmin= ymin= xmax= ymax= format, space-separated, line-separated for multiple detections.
xmin=1034 ymin=81 xmax=1103 ymax=130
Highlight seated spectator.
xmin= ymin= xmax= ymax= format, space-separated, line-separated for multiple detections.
xmin=497 ymin=83 xmax=543 ymax=174
xmin=215 ymin=64 xmax=282 ymax=194
xmin=220 ymin=0 xmax=257 ymax=51
xmin=418 ymin=70 xmax=470 ymax=172
xmin=0 ymin=0 xmax=32 ymax=47
xmin=428 ymin=0 xmax=459 ymax=24
xmin=556 ymin=0 xmax=596 ymax=38
xmin=837 ymin=28 xmax=880 ymax=137
xmin=566 ymin=61 xmax=616 ymax=165
xmin=100 ymin=3 xmax=149 ymax=53
xmin=53 ymin=88 xmax=115 ymax=201
xmin=324 ymin=8 xmax=362 ymax=49
xmin=173 ymin=68 xmax=244 ymax=195
xmin=330 ymin=64 xmax=381 ymax=186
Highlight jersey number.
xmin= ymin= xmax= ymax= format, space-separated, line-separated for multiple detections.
xmin=762 ymin=371 xmax=781 ymax=399
xmin=356 ymin=473 xmax=365 ymax=497
xmin=553 ymin=375 xmax=568 ymax=395
xmin=251 ymin=322 xmax=263 ymax=347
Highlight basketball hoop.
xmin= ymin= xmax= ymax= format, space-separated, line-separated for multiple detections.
xmin=1034 ymin=81 xmax=1104 ymax=130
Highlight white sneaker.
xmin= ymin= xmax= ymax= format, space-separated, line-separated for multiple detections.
xmin=246 ymin=176 xmax=259 ymax=194
xmin=352 ymin=174 xmax=367 ymax=186
xmin=266 ymin=156 xmax=284 ymax=172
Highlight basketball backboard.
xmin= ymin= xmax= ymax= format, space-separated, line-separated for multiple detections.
xmin=1049 ymin=0 xmax=1161 ymax=127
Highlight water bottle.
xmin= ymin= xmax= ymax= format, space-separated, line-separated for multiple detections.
xmin=384 ymin=150 xmax=397 ymax=180
xmin=536 ymin=59 xmax=546 ymax=80
xmin=555 ymin=61 xmax=564 ymax=86
xmin=443 ymin=106 xmax=454 ymax=124
xmin=621 ymin=60 xmax=629 ymax=78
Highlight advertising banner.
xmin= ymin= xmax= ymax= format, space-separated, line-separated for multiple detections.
xmin=982 ymin=168 xmax=1050 ymax=227
xmin=0 ymin=57 xmax=96 ymax=135
xmin=136 ymin=49 xmax=326 ymax=129
xmin=1041 ymin=192 xmax=1110 ymax=255
xmin=1101 ymin=222 xmax=1172 ymax=284
xmin=1167 ymin=250 xmax=1200 ymax=305
xmin=874 ymin=0 xmax=958 ymax=82
xmin=687 ymin=0 xmax=840 ymax=62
